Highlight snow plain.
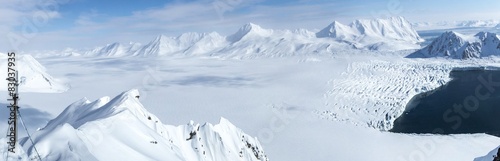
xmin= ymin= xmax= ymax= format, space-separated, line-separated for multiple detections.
xmin=1 ymin=18 xmax=500 ymax=160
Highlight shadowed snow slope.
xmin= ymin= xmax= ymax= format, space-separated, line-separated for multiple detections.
xmin=408 ymin=31 xmax=500 ymax=59
xmin=0 ymin=53 xmax=68 ymax=93
xmin=20 ymin=89 xmax=268 ymax=161
xmin=35 ymin=17 xmax=424 ymax=58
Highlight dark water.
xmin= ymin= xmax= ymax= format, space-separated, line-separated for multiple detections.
xmin=391 ymin=68 xmax=500 ymax=136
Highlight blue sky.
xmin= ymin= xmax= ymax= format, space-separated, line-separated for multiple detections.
xmin=1 ymin=0 xmax=500 ymax=51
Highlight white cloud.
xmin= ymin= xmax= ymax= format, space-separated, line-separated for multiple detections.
xmin=0 ymin=0 xmax=65 ymax=51
xmin=6 ymin=0 xmax=500 ymax=51
xmin=2 ymin=0 xmax=355 ymax=51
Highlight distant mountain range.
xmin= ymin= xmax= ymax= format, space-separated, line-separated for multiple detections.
xmin=34 ymin=17 xmax=424 ymax=58
xmin=30 ymin=17 xmax=500 ymax=59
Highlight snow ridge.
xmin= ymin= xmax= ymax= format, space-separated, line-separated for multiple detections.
xmin=132 ymin=32 xmax=227 ymax=57
xmin=22 ymin=89 xmax=268 ymax=161
xmin=227 ymin=23 xmax=273 ymax=42
xmin=84 ymin=42 xmax=142 ymax=57
xmin=408 ymin=31 xmax=500 ymax=59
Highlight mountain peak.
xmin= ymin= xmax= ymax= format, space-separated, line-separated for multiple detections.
xmin=153 ymin=34 xmax=171 ymax=42
xmin=241 ymin=23 xmax=262 ymax=31
xmin=316 ymin=16 xmax=422 ymax=50
xmin=227 ymin=23 xmax=272 ymax=42
xmin=218 ymin=117 xmax=236 ymax=129
xmin=475 ymin=31 xmax=499 ymax=41
xmin=316 ymin=20 xmax=355 ymax=39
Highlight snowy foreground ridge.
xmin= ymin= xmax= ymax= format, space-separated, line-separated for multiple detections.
xmin=9 ymin=89 xmax=268 ymax=161
xmin=36 ymin=17 xmax=423 ymax=58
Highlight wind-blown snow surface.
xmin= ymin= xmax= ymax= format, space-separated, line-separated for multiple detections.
xmin=18 ymin=89 xmax=268 ymax=161
xmin=0 ymin=53 xmax=68 ymax=93
xmin=32 ymin=17 xmax=423 ymax=58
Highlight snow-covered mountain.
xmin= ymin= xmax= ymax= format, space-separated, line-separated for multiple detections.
xmin=132 ymin=32 xmax=227 ymax=57
xmin=211 ymin=23 xmax=347 ymax=58
xmin=316 ymin=16 xmax=423 ymax=50
xmin=0 ymin=53 xmax=68 ymax=93
xmin=407 ymin=31 xmax=500 ymax=59
xmin=18 ymin=89 xmax=268 ymax=161
xmin=84 ymin=42 xmax=142 ymax=57
xmin=33 ymin=17 xmax=424 ymax=58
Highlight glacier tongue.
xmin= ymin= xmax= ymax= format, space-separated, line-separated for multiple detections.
xmin=22 ymin=89 xmax=268 ymax=161
xmin=316 ymin=16 xmax=423 ymax=50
